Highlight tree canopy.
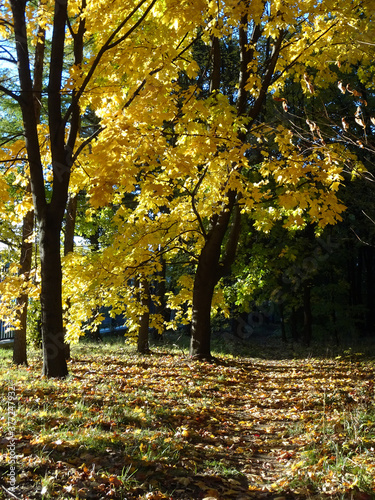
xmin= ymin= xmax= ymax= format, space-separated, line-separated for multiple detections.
xmin=0 ymin=0 xmax=374 ymax=375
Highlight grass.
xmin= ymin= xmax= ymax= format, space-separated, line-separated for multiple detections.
xmin=0 ymin=334 xmax=375 ymax=499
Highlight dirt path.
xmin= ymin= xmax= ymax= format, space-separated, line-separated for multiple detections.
xmin=1 ymin=346 xmax=374 ymax=499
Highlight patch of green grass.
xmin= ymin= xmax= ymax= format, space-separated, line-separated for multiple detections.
xmin=1 ymin=338 xmax=375 ymax=499
xmin=286 ymin=397 xmax=375 ymax=497
xmin=203 ymin=459 xmax=245 ymax=477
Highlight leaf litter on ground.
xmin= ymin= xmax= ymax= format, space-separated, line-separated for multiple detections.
xmin=0 ymin=341 xmax=374 ymax=499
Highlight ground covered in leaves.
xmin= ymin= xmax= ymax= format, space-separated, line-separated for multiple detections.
xmin=1 ymin=338 xmax=375 ymax=499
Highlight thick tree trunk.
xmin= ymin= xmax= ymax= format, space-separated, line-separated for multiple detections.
xmin=10 ymin=0 xmax=71 ymax=378
xmin=189 ymin=199 xmax=236 ymax=359
xmin=13 ymin=299 xmax=28 ymax=365
xmin=190 ymin=258 xmax=218 ymax=359
xmin=40 ymin=208 xmax=68 ymax=377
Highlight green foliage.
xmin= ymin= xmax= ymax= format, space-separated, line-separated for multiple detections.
xmin=26 ymin=298 xmax=42 ymax=348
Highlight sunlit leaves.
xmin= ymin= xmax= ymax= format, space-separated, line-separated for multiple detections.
xmin=1 ymin=0 xmax=373 ymax=347
xmin=60 ymin=0 xmax=365 ymax=339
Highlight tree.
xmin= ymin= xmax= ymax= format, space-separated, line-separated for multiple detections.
xmin=137 ymin=276 xmax=151 ymax=354
xmin=1 ymin=0 xmax=195 ymax=376
xmin=62 ymin=0 xmax=373 ymax=360
xmin=2 ymin=0 xmax=374 ymax=371
xmin=178 ymin=1 xmax=364 ymax=359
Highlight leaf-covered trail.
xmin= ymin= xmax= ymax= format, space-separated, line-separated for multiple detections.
xmin=1 ymin=345 xmax=374 ymax=499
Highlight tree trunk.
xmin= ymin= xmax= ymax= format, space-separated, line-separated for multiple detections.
xmin=137 ymin=277 xmax=151 ymax=354
xmin=40 ymin=208 xmax=68 ymax=377
xmin=13 ymin=2 xmax=45 ymax=366
xmin=10 ymin=0 xmax=72 ymax=378
xmin=190 ymin=259 xmax=218 ymax=359
xmin=189 ymin=198 xmax=236 ymax=359
xmin=189 ymin=15 xmax=284 ymax=360
xmin=13 ymin=201 xmax=33 ymax=365
xmin=64 ymin=193 xmax=77 ymax=256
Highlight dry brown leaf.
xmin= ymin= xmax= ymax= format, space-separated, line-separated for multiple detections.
xmin=304 ymin=73 xmax=314 ymax=93
xmin=341 ymin=117 xmax=349 ymax=131
xmin=337 ymin=81 xmax=346 ymax=94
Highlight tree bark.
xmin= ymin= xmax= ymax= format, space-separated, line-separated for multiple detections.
xmin=189 ymin=197 xmax=235 ymax=359
xmin=39 ymin=207 xmax=68 ymax=376
xmin=64 ymin=193 xmax=77 ymax=256
xmin=13 ymin=202 xmax=33 ymax=365
xmin=13 ymin=5 xmax=45 ymax=366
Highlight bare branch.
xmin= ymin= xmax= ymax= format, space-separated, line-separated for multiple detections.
xmin=0 ymin=84 xmax=21 ymax=102
xmin=184 ymin=166 xmax=209 ymax=238
xmin=1 ymin=485 xmax=22 ymax=500
xmin=72 ymin=126 xmax=104 ymax=162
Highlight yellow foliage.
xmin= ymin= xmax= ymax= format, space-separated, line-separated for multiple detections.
xmin=1 ymin=0 xmax=371 ymax=341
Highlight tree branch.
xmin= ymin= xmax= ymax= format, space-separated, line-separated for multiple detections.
xmin=248 ymin=28 xmax=286 ymax=123
xmin=48 ymin=0 xmax=67 ymax=144
xmin=186 ymin=166 xmax=209 ymax=238
xmin=274 ymin=20 xmax=339 ymax=83
xmin=1 ymin=485 xmax=21 ymax=500
xmin=63 ymin=0 xmax=156 ymax=125
xmin=72 ymin=125 xmax=103 ymax=163
xmin=0 ymin=84 xmax=21 ymax=102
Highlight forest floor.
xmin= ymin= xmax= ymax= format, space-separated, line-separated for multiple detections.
xmin=0 ymin=335 xmax=375 ymax=500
